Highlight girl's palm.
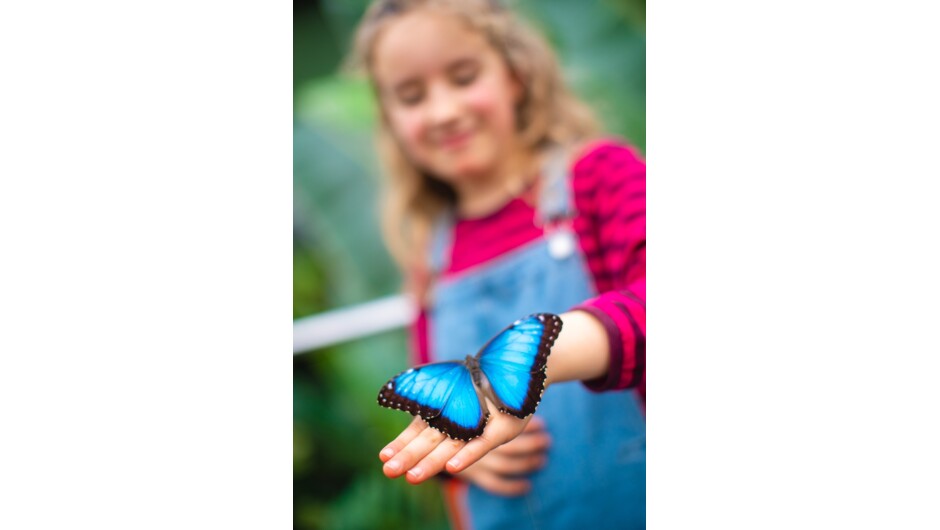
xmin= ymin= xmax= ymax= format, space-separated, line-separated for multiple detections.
xmin=379 ymin=399 xmax=535 ymax=484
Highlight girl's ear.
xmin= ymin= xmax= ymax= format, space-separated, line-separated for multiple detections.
xmin=511 ymin=73 xmax=526 ymax=105
xmin=502 ymin=58 xmax=525 ymax=105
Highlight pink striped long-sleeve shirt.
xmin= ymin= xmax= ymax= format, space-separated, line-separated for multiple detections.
xmin=411 ymin=139 xmax=646 ymax=399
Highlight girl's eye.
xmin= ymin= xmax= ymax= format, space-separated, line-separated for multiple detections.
xmin=395 ymin=85 xmax=424 ymax=106
xmin=400 ymin=92 xmax=423 ymax=106
xmin=451 ymin=64 xmax=479 ymax=86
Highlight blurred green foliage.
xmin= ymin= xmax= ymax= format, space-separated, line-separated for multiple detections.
xmin=294 ymin=0 xmax=644 ymax=528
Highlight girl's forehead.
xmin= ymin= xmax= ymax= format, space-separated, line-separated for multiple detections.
xmin=373 ymin=10 xmax=493 ymax=85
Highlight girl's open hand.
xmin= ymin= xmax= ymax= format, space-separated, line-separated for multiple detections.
xmin=379 ymin=400 xmax=538 ymax=484
xmin=454 ymin=416 xmax=551 ymax=496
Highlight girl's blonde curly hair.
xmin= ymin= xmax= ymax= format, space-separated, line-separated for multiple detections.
xmin=347 ymin=0 xmax=599 ymax=298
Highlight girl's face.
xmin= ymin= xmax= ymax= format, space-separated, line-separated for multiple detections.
xmin=372 ymin=9 xmax=523 ymax=183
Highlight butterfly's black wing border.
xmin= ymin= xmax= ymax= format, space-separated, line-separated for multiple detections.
xmin=475 ymin=313 xmax=563 ymax=419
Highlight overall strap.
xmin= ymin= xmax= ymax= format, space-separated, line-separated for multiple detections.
xmin=536 ymin=145 xmax=577 ymax=225
xmin=427 ymin=209 xmax=455 ymax=276
xmin=429 ymin=144 xmax=575 ymax=274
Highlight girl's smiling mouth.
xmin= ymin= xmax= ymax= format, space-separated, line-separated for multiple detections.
xmin=439 ymin=129 xmax=475 ymax=150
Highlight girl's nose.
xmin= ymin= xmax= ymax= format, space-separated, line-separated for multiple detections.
xmin=426 ymin=84 xmax=460 ymax=126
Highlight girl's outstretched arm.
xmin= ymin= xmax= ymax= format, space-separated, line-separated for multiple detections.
xmin=568 ymin=140 xmax=647 ymax=395
xmin=379 ymin=310 xmax=611 ymax=484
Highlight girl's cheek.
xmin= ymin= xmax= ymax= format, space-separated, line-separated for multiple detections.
xmin=462 ymin=83 xmax=499 ymax=115
xmin=389 ymin=109 xmax=427 ymax=152
xmin=462 ymin=80 xmax=516 ymax=131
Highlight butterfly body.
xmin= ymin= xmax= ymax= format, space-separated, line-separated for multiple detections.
xmin=378 ymin=313 xmax=563 ymax=441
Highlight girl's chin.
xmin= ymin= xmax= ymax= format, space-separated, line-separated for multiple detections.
xmin=441 ymin=163 xmax=491 ymax=181
xmin=436 ymin=152 xmax=497 ymax=179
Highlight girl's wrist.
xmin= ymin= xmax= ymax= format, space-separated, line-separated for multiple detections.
xmin=544 ymin=311 xmax=611 ymax=388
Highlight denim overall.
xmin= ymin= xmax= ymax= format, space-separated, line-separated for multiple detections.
xmin=427 ymin=150 xmax=647 ymax=530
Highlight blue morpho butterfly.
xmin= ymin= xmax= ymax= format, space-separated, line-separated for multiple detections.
xmin=378 ymin=313 xmax=563 ymax=441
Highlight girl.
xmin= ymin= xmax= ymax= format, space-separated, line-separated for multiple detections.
xmin=349 ymin=1 xmax=646 ymax=528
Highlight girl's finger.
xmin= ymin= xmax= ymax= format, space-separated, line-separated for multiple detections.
xmin=405 ymin=436 xmax=466 ymax=484
xmin=521 ymin=416 xmax=546 ymax=433
xmin=383 ymin=425 xmax=447 ymax=478
xmin=379 ymin=415 xmax=426 ymax=463
xmin=492 ymin=432 xmax=552 ymax=456
xmin=472 ymin=470 xmax=531 ymax=497
xmin=474 ymin=451 xmax=547 ymax=476
xmin=444 ymin=433 xmax=501 ymax=474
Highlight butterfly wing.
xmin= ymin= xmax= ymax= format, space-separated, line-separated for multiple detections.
xmin=377 ymin=361 xmax=488 ymax=441
xmin=477 ymin=313 xmax=563 ymax=418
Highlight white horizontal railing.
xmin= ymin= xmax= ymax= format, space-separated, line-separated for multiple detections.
xmin=293 ymin=294 xmax=418 ymax=354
